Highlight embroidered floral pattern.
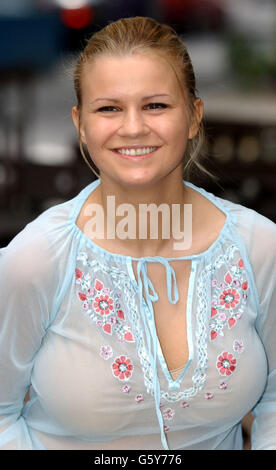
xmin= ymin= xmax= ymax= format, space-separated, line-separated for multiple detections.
xmin=205 ymin=392 xmax=214 ymax=400
xmin=100 ymin=345 xmax=113 ymax=360
xmin=122 ymin=384 xmax=131 ymax=393
xmin=163 ymin=408 xmax=175 ymax=420
xmin=216 ymin=352 xmax=237 ymax=376
xmin=160 ymin=244 xmax=240 ymax=403
xmin=76 ymin=244 xmax=246 ymax=405
xmin=210 ymin=258 xmax=249 ymax=341
xmin=135 ymin=394 xmax=144 ymax=403
xmin=112 ymin=355 xmax=133 ymax=381
xmin=220 ymin=288 xmax=240 ymax=309
xmin=233 ymin=339 xmax=244 ymax=354
xmin=75 ymin=266 xmax=135 ymax=344
xmin=94 ymin=295 xmax=114 ymax=315
xmin=181 ymin=401 xmax=190 ymax=408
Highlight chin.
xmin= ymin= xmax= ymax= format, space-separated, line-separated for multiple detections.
xmin=118 ymin=174 xmax=163 ymax=189
xmin=102 ymin=169 xmax=161 ymax=188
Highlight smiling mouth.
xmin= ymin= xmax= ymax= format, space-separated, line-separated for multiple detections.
xmin=112 ymin=146 xmax=159 ymax=157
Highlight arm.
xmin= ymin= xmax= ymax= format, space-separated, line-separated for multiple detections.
xmin=248 ymin=213 xmax=276 ymax=450
xmin=0 ymin=224 xmax=57 ymax=449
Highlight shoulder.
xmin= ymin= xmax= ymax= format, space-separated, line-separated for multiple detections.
xmin=0 ymin=197 xmax=76 ymax=287
xmin=216 ymin=194 xmax=276 ymax=254
xmin=213 ymin=194 xmax=276 ymax=302
xmin=187 ymin=181 xmax=276 ymax=256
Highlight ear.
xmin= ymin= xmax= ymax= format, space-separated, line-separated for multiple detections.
xmin=188 ymin=98 xmax=204 ymax=140
xmin=72 ymin=106 xmax=87 ymax=145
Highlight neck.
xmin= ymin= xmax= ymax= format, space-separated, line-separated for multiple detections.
xmin=91 ymin=173 xmax=194 ymax=257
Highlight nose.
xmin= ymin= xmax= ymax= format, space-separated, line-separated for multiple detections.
xmin=117 ymin=108 xmax=150 ymax=138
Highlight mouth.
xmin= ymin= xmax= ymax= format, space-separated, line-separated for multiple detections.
xmin=111 ymin=146 xmax=160 ymax=160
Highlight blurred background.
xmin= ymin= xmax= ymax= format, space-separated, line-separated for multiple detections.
xmin=1 ymin=0 xmax=275 ymax=449
xmin=1 ymin=0 xmax=276 ymax=249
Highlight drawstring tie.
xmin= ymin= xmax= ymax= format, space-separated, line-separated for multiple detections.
xmin=136 ymin=257 xmax=179 ymax=450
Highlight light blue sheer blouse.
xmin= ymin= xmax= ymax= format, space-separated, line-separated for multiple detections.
xmin=0 ymin=179 xmax=276 ymax=450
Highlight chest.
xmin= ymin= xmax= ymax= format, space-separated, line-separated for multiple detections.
xmin=131 ymin=259 xmax=192 ymax=373
xmin=31 ymin=245 xmax=268 ymax=442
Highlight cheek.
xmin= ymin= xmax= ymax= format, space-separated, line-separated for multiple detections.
xmin=158 ymin=113 xmax=189 ymax=139
xmin=84 ymin=120 xmax=114 ymax=148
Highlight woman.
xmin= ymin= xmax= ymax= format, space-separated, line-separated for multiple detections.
xmin=0 ymin=17 xmax=275 ymax=450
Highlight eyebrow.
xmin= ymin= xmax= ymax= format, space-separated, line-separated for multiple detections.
xmin=90 ymin=94 xmax=171 ymax=105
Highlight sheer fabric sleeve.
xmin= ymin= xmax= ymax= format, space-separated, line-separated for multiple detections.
xmin=247 ymin=212 xmax=276 ymax=449
xmin=0 ymin=223 xmax=59 ymax=449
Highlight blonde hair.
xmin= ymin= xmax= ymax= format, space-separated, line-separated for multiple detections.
xmin=73 ymin=16 xmax=214 ymax=181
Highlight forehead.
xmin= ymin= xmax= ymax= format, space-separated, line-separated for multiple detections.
xmin=81 ymin=53 xmax=184 ymax=101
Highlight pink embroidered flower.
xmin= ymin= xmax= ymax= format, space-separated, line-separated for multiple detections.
xmin=205 ymin=392 xmax=214 ymax=400
xmin=218 ymin=312 xmax=227 ymax=322
xmin=163 ymin=408 xmax=175 ymax=420
xmin=87 ymin=287 xmax=96 ymax=297
xmin=233 ymin=339 xmax=244 ymax=353
xmin=220 ymin=288 xmax=240 ymax=309
xmin=93 ymin=295 xmax=114 ymax=315
xmin=217 ymin=352 xmax=236 ymax=376
xmin=122 ymin=385 xmax=131 ymax=393
xmin=181 ymin=401 xmax=189 ymax=408
xmin=219 ymin=382 xmax=227 ymax=390
xmin=112 ymin=355 xmax=133 ymax=381
xmin=100 ymin=345 xmax=113 ymax=360
xmin=135 ymin=394 xmax=144 ymax=403
xmin=109 ymin=315 xmax=117 ymax=325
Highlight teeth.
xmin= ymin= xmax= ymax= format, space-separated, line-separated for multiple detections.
xmin=117 ymin=147 xmax=157 ymax=156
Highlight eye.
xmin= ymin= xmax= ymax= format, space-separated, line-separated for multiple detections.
xmin=145 ymin=103 xmax=168 ymax=110
xmin=98 ymin=106 xmax=117 ymax=112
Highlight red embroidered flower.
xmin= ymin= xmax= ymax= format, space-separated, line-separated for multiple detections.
xmin=93 ymin=295 xmax=114 ymax=315
xmin=211 ymin=307 xmax=218 ymax=317
xmin=112 ymin=355 xmax=133 ymax=381
xmin=78 ymin=292 xmax=87 ymax=301
xmin=238 ymin=258 xmax=244 ymax=268
xmin=75 ymin=268 xmax=83 ymax=279
xmin=216 ymin=352 xmax=236 ymax=376
xmin=219 ymin=288 xmax=240 ymax=309
xmin=94 ymin=279 xmax=103 ymax=291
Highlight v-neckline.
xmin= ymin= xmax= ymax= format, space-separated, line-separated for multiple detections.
xmin=127 ymin=257 xmax=196 ymax=390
